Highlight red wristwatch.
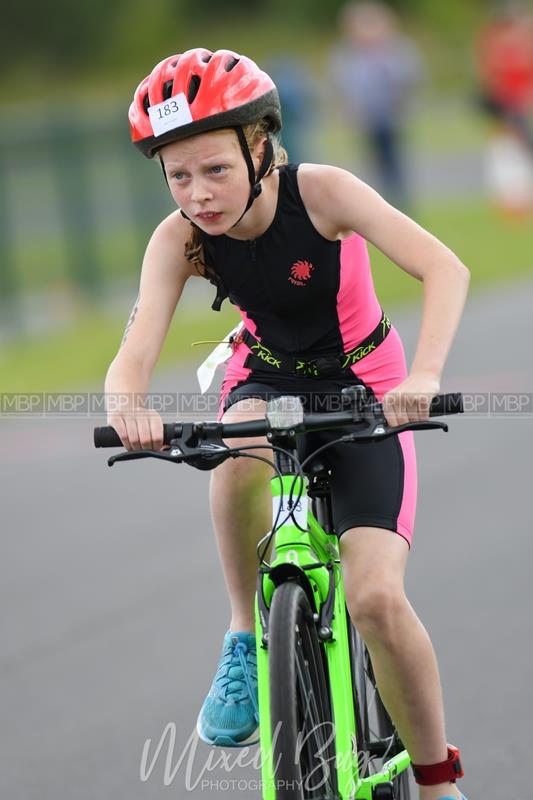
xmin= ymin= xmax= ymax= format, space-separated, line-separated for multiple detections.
xmin=411 ymin=744 xmax=464 ymax=786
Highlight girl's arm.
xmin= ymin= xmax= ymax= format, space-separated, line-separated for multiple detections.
xmin=105 ymin=210 xmax=196 ymax=449
xmin=299 ymin=164 xmax=471 ymax=426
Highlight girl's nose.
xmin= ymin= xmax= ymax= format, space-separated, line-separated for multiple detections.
xmin=191 ymin=178 xmax=214 ymax=204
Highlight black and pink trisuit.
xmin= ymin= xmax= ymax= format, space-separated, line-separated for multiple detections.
xmin=202 ymin=164 xmax=417 ymax=545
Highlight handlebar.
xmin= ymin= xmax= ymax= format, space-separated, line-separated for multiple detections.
xmin=94 ymin=392 xmax=463 ymax=449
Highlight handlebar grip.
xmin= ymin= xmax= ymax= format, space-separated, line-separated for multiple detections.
xmin=429 ymin=393 xmax=463 ymax=416
xmin=94 ymin=427 xmax=122 ymax=448
xmin=94 ymin=423 xmax=178 ymax=448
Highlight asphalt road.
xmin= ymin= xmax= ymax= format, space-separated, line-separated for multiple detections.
xmin=1 ymin=277 xmax=532 ymax=799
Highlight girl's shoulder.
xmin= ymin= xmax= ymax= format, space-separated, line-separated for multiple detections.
xmin=296 ymin=161 xmax=355 ymax=190
xmin=295 ymin=163 xmax=357 ymax=240
xmin=149 ymin=210 xmax=198 ymax=279
xmin=153 ymin=209 xmax=190 ymax=245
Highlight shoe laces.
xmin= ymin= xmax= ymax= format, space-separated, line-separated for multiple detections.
xmin=216 ymin=637 xmax=259 ymax=724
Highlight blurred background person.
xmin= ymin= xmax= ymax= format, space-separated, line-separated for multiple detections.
xmin=475 ymin=1 xmax=533 ymax=219
xmin=264 ymin=55 xmax=317 ymax=162
xmin=329 ymin=0 xmax=424 ymax=211
xmin=476 ymin=1 xmax=533 ymax=152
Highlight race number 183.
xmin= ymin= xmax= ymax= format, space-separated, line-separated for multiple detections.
xmin=148 ymin=93 xmax=193 ymax=137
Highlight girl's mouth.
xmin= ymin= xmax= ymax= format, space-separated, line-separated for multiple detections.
xmin=196 ymin=211 xmax=223 ymax=223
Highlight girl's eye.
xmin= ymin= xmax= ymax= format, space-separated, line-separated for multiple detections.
xmin=210 ymin=165 xmax=226 ymax=175
xmin=173 ymin=172 xmax=185 ymax=181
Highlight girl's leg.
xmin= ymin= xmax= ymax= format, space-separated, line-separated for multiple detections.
xmin=341 ymin=526 xmax=463 ymax=800
xmin=196 ymin=399 xmax=273 ymax=746
xmin=209 ymin=398 xmax=272 ymax=632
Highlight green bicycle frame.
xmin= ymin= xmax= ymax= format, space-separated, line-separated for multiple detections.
xmin=255 ymin=473 xmax=411 ymax=800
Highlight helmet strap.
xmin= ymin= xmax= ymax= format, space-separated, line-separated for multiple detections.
xmin=232 ymin=126 xmax=274 ymax=227
xmin=158 ymin=155 xmax=170 ymax=188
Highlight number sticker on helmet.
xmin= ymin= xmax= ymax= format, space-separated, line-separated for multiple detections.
xmin=148 ymin=93 xmax=193 ymax=137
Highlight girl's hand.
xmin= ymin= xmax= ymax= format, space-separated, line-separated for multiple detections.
xmin=382 ymin=373 xmax=440 ymax=428
xmin=107 ymin=408 xmax=164 ymax=452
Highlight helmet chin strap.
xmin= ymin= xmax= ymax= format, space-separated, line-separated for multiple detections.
xmin=160 ymin=127 xmax=274 ymax=228
xmin=231 ymin=126 xmax=274 ymax=228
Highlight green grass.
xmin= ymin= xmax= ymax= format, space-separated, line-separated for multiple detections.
xmin=418 ymin=201 xmax=533 ymax=284
xmin=0 ymin=3 xmax=494 ymax=106
xmin=11 ymin=222 xmax=145 ymax=293
xmin=1 ymin=197 xmax=531 ymax=393
xmin=320 ymin=99 xmax=488 ymax=165
xmin=408 ymin=101 xmax=488 ymax=154
xmin=372 ymin=198 xmax=533 ymax=301
xmin=0 ymin=303 xmax=238 ymax=393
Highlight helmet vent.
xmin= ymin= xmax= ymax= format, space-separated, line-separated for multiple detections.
xmin=201 ymin=54 xmax=212 ymax=63
xmin=142 ymin=93 xmax=150 ymax=114
xmin=162 ymin=80 xmax=174 ymax=100
xmin=187 ymin=75 xmax=202 ymax=103
xmin=225 ymin=57 xmax=240 ymax=72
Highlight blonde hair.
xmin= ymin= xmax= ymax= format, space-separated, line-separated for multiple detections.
xmin=183 ymin=121 xmax=288 ymax=278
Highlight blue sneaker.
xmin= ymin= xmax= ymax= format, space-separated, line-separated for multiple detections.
xmin=196 ymin=630 xmax=259 ymax=747
xmin=437 ymin=795 xmax=468 ymax=799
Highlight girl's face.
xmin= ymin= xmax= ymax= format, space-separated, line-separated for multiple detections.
xmin=159 ymin=129 xmax=258 ymax=234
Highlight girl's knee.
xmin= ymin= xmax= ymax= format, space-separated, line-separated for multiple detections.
xmin=216 ymin=399 xmax=271 ymax=482
xmin=214 ymin=437 xmax=271 ymax=478
xmin=346 ymin=581 xmax=408 ymax=644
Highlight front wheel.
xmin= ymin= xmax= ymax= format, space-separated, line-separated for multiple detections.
xmin=269 ymin=581 xmax=338 ymax=800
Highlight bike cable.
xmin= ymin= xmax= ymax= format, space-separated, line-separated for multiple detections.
xmin=219 ymin=443 xmax=305 ymax=567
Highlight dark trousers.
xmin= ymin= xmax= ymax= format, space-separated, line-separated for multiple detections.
xmin=367 ymin=122 xmax=409 ymax=210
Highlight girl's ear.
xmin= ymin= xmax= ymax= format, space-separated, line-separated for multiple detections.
xmin=253 ymin=137 xmax=268 ymax=170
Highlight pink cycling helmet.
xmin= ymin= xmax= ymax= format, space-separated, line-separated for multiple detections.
xmin=129 ymin=48 xmax=282 ymax=158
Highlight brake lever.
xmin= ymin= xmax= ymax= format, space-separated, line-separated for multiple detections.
xmin=107 ymin=439 xmax=233 ymax=471
xmin=341 ymin=419 xmax=448 ymax=443
xmin=108 ymin=448 xmax=185 ymax=466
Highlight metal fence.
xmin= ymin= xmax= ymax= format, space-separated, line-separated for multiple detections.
xmin=0 ymin=100 xmax=174 ymax=337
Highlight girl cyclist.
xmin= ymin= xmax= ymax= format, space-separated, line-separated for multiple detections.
xmin=105 ymin=48 xmax=470 ymax=800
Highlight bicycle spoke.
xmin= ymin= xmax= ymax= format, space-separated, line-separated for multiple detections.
xmin=295 ymin=655 xmax=331 ymax=759
xmin=293 ymin=624 xmax=336 ymax=797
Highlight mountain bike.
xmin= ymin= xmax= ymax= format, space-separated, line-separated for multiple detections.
xmin=94 ymin=386 xmax=463 ymax=799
